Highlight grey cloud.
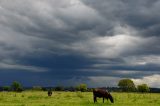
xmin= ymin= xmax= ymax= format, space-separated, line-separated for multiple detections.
xmin=132 ymin=74 xmax=160 ymax=88
xmin=0 ymin=0 xmax=160 ymax=87
xmin=81 ymin=0 xmax=160 ymax=36
xmin=0 ymin=0 xmax=103 ymax=41
xmin=0 ymin=62 xmax=48 ymax=72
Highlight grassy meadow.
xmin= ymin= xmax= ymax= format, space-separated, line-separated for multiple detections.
xmin=0 ymin=91 xmax=160 ymax=106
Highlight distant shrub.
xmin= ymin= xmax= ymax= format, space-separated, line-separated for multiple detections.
xmin=137 ymin=84 xmax=150 ymax=93
xmin=3 ymin=86 xmax=11 ymax=91
xmin=76 ymin=84 xmax=87 ymax=92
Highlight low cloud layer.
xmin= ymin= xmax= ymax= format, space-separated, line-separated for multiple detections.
xmin=0 ymin=0 xmax=160 ymax=87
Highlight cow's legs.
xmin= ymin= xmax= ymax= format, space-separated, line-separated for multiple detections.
xmin=94 ymin=96 xmax=97 ymax=103
xmin=103 ymin=97 xmax=104 ymax=103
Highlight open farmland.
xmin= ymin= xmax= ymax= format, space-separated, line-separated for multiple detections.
xmin=0 ymin=91 xmax=160 ymax=106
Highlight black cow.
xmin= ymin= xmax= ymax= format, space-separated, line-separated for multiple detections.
xmin=93 ymin=88 xmax=114 ymax=103
xmin=48 ymin=90 xmax=52 ymax=96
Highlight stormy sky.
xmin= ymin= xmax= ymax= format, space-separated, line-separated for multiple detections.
xmin=0 ymin=0 xmax=160 ymax=87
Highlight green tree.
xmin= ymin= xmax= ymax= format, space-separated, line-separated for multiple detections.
xmin=11 ymin=81 xmax=23 ymax=92
xmin=76 ymin=84 xmax=87 ymax=92
xmin=80 ymin=84 xmax=87 ymax=92
xmin=137 ymin=84 xmax=150 ymax=93
xmin=118 ymin=79 xmax=136 ymax=92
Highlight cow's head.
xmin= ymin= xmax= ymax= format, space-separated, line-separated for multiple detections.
xmin=108 ymin=93 xmax=114 ymax=103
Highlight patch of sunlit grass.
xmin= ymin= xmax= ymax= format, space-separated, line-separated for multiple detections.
xmin=0 ymin=91 xmax=160 ymax=106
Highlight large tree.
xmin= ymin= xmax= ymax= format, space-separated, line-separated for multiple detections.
xmin=118 ymin=79 xmax=136 ymax=92
xmin=11 ymin=81 xmax=23 ymax=92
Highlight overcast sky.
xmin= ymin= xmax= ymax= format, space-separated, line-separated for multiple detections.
xmin=0 ymin=0 xmax=160 ymax=87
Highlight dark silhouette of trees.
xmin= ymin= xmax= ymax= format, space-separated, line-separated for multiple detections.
xmin=3 ymin=86 xmax=10 ymax=91
xmin=55 ymin=86 xmax=64 ymax=91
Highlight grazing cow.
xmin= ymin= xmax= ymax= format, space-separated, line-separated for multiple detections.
xmin=48 ymin=90 xmax=52 ymax=96
xmin=93 ymin=88 xmax=114 ymax=103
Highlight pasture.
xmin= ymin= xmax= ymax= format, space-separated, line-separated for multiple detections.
xmin=0 ymin=91 xmax=160 ymax=106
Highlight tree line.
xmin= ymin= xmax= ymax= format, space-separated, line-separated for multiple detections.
xmin=2 ymin=81 xmax=23 ymax=92
xmin=0 ymin=82 xmax=88 ymax=92
xmin=118 ymin=79 xmax=150 ymax=93
xmin=0 ymin=79 xmax=150 ymax=93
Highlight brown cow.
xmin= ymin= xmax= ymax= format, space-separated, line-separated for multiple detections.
xmin=93 ymin=88 xmax=114 ymax=103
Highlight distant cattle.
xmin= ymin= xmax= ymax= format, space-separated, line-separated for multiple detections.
xmin=48 ymin=90 xmax=52 ymax=96
xmin=93 ymin=88 xmax=114 ymax=103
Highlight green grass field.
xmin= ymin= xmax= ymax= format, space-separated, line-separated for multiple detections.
xmin=0 ymin=91 xmax=160 ymax=106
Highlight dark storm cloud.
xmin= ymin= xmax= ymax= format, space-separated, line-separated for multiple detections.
xmin=82 ymin=0 xmax=160 ymax=36
xmin=0 ymin=0 xmax=160 ymax=87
